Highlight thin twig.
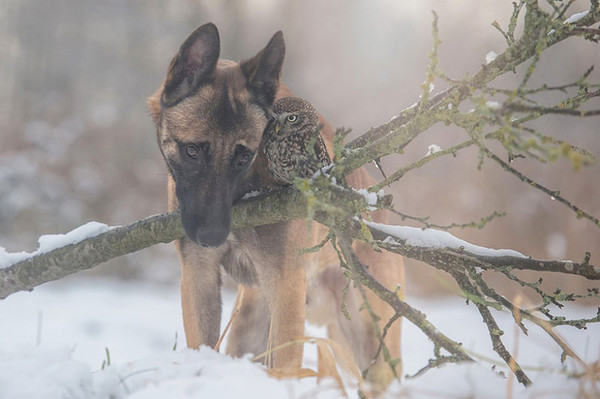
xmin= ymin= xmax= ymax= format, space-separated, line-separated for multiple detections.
xmin=451 ymin=268 xmax=532 ymax=386
xmin=387 ymin=208 xmax=505 ymax=231
xmin=333 ymin=229 xmax=399 ymax=381
xmin=371 ymin=138 xmax=475 ymax=192
xmin=482 ymin=147 xmax=600 ymax=228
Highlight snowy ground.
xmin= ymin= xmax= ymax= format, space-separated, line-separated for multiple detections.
xmin=0 ymin=277 xmax=598 ymax=398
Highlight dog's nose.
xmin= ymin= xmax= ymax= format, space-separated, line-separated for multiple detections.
xmin=195 ymin=227 xmax=229 ymax=247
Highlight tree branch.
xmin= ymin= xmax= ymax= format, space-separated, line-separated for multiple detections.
xmin=1 ymin=212 xmax=182 ymax=300
xmin=1 ymin=188 xmax=306 ymax=299
xmin=450 ymin=267 xmax=532 ymax=386
xmin=337 ymin=4 xmax=600 ymax=177
xmin=333 ymin=225 xmax=474 ymax=372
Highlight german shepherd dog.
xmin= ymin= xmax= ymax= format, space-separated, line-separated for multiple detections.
xmin=147 ymin=23 xmax=404 ymax=389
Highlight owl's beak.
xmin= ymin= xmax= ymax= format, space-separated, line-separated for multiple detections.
xmin=275 ymin=121 xmax=281 ymax=134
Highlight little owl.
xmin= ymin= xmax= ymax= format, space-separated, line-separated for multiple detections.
xmin=263 ymin=97 xmax=331 ymax=185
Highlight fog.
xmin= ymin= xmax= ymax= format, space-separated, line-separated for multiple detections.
xmin=1 ymin=0 xmax=598 ymax=295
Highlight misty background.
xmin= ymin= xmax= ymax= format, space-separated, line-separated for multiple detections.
xmin=1 ymin=0 xmax=598 ymax=296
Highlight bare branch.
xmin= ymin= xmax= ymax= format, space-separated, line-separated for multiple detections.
xmin=450 ymin=267 xmax=532 ymax=386
xmin=333 ymin=230 xmax=400 ymax=380
xmin=336 ymin=7 xmax=600 ymax=177
xmin=386 ymin=208 xmax=505 ymax=232
xmin=333 ymin=225 xmax=474 ymax=372
xmin=0 ymin=187 xmax=307 ymax=299
xmin=505 ymin=102 xmax=600 ymax=116
xmin=370 ymin=138 xmax=475 ymax=192
xmin=1 ymin=212 xmax=182 ymax=300
xmin=483 ymin=148 xmax=600 ymax=228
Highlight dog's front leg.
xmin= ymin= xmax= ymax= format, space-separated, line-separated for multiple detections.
xmin=260 ymin=263 xmax=306 ymax=369
xmin=177 ymin=238 xmax=224 ymax=349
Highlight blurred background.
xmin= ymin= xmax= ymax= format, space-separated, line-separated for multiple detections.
xmin=0 ymin=0 xmax=598 ymax=298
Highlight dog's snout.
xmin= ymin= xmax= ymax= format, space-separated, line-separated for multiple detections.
xmin=195 ymin=226 xmax=229 ymax=247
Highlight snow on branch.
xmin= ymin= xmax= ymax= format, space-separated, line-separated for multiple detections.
xmin=0 ymin=212 xmax=182 ymax=300
xmin=0 ymin=222 xmax=116 ymax=269
xmin=0 ymin=188 xmax=306 ymax=299
xmin=0 ymin=183 xmax=391 ymax=299
xmin=4 ymin=178 xmax=596 ymax=301
xmin=331 ymin=217 xmax=599 ymax=386
xmin=2 ymin=171 xmax=597 ymax=388
xmin=366 ymin=221 xmax=600 ymax=280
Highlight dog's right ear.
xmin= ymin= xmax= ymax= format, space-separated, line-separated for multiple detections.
xmin=240 ymin=31 xmax=285 ymax=108
xmin=162 ymin=23 xmax=220 ymax=107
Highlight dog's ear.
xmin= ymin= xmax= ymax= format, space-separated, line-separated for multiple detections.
xmin=240 ymin=31 xmax=285 ymax=107
xmin=162 ymin=23 xmax=220 ymax=107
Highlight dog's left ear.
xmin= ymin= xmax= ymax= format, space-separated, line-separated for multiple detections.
xmin=162 ymin=23 xmax=221 ymax=107
xmin=240 ymin=31 xmax=285 ymax=107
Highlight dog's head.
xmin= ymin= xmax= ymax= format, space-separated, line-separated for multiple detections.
xmin=148 ymin=23 xmax=284 ymax=247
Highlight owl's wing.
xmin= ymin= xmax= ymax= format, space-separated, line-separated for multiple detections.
xmin=314 ymin=133 xmax=331 ymax=166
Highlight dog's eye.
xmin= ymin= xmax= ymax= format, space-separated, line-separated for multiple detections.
xmin=286 ymin=115 xmax=298 ymax=123
xmin=185 ymin=145 xmax=199 ymax=158
xmin=237 ymin=152 xmax=252 ymax=167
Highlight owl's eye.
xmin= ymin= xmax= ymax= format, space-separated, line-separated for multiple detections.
xmin=286 ymin=115 xmax=298 ymax=123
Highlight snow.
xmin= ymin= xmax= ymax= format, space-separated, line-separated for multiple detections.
xmin=425 ymin=144 xmax=442 ymax=156
xmin=564 ymin=10 xmax=589 ymax=24
xmin=241 ymin=190 xmax=261 ymax=200
xmin=311 ymin=164 xmax=335 ymax=182
xmin=115 ymin=349 xmax=301 ymax=399
xmin=366 ymin=220 xmax=527 ymax=258
xmin=354 ymin=188 xmax=378 ymax=206
xmin=406 ymin=100 xmax=419 ymax=111
xmin=428 ymin=82 xmax=435 ymax=93
xmin=486 ymin=101 xmax=501 ymax=110
xmin=485 ymin=51 xmax=498 ymax=64
xmin=353 ymin=189 xmax=386 ymax=211
xmin=0 ymin=346 xmax=95 ymax=399
xmin=547 ymin=10 xmax=588 ymax=36
xmin=0 ymin=278 xmax=598 ymax=398
xmin=0 ymin=222 xmax=115 ymax=270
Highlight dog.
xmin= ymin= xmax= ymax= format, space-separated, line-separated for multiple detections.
xmin=147 ymin=22 xmax=404 ymax=389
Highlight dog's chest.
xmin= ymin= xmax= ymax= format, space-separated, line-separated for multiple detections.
xmin=220 ymin=224 xmax=289 ymax=286
xmin=221 ymin=234 xmax=259 ymax=286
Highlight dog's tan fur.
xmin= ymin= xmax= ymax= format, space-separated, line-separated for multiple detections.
xmin=148 ymin=23 xmax=404 ymax=389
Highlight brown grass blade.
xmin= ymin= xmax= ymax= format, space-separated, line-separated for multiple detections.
xmin=315 ymin=337 xmax=363 ymax=384
xmin=316 ymin=340 xmax=346 ymax=396
xmin=267 ymin=367 xmax=318 ymax=379
xmin=214 ymin=286 xmax=245 ymax=352
xmin=252 ymin=336 xmax=363 ymax=396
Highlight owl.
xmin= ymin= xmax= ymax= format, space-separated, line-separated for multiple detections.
xmin=263 ymin=97 xmax=331 ymax=185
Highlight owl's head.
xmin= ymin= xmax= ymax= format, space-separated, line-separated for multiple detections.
xmin=272 ymin=97 xmax=318 ymax=135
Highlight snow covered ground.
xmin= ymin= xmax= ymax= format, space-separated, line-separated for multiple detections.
xmin=0 ymin=277 xmax=598 ymax=398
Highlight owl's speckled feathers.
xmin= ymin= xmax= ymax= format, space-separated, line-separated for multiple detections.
xmin=263 ymin=97 xmax=331 ymax=185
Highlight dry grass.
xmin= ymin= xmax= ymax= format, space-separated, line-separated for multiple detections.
xmin=252 ymin=336 xmax=364 ymax=397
